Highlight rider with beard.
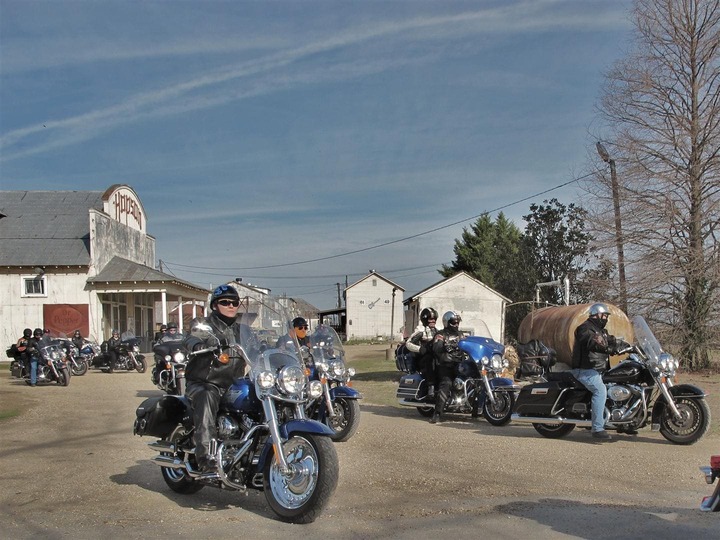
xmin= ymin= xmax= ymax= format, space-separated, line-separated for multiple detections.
xmin=570 ymin=303 xmax=622 ymax=441
xmin=183 ymin=285 xmax=255 ymax=474
xmin=405 ymin=307 xmax=438 ymax=397
xmin=430 ymin=311 xmax=465 ymax=424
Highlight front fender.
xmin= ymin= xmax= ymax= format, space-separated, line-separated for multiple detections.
xmin=329 ymin=385 xmax=363 ymax=400
xmin=651 ymin=383 xmax=707 ymax=423
xmin=257 ymin=419 xmax=335 ymax=470
xmin=489 ymin=377 xmax=519 ymax=390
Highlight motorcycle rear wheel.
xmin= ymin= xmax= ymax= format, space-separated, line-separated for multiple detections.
xmin=482 ymin=391 xmax=515 ymax=426
xmin=416 ymin=406 xmax=434 ymax=417
xmin=325 ymin=398 xmax=361 ymax=442
xmin=161 ymin=431 xmax=204 ymax=495
xmin=533 ymin=422 xmax=575 ymax=438
xmin=264 ymin=434 xmax=338 ymax=524
xmin=659 ymin=397 xmax=710 ymax=445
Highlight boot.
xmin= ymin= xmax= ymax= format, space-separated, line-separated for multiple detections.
xmin=430 ymin=412 xmax=441 ymax=424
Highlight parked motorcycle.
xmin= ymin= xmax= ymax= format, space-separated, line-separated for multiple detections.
xmin=79 ymin=338 xmax=102 ymax=369
xmin=6 ymin=342 xmax=71 ymax=385
xmin=152 ymin=341 xmax=187 ymax=395
xmin=700 ymin=454 xmax=720 ymax=511
xmin=52 ymin=336 xmax=88 ymax=376
xmin=510 ymin=315 xmax=710 ymax=444
xmin=396 ymin=321 xmax=518 ymax=425
xmin=133 ymin=295 xmax=339 ymax=524
xmin=304 ymin=324 xmax=362 ymax=442
xmin=93 ymin=332 xmax=147 ymax=373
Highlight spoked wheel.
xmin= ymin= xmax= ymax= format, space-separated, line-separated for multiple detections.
xmin=325 ymin=398 xmax=361 ymax=442
xmin=659 ymin=397 xmax=710 ymax=445
xmin=532 ymin=422 xmax=575 ymax=439
xmin=264 ymin=434 xmax=338 ymax=524
xmin=161 ymin=430 xmax=204 ymax=494
xmin=482 ymin=391 xmax=515 ymax=426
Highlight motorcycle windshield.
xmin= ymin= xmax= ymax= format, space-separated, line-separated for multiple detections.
xmin=309 ymin=324 xmax=345 ymax=363
xmin=632 ymin=316 xmax=664 ymax=363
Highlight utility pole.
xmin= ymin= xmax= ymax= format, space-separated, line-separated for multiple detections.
xmin=596 ymin=142 xmax=628 ymax=314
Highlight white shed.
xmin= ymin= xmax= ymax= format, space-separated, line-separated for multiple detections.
xmin=403 ymin=271 xmax=511 ymax=342
xmin=345 ymin=272 xmax=404 ymax=341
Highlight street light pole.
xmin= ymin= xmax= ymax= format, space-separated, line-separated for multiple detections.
xmin=596 ymin=142 xmax=628 ymax=314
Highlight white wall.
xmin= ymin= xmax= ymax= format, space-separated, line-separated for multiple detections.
xmin=346 ymin=276 xmax=404 ymax=340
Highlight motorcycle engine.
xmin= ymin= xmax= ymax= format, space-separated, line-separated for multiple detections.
xmin=216 ymin=414 xmax=241 ymax=438
xmin=454 ymin=377 xmax=464 ymax=391
xmin=607 ymin=384 xmax=632 ymax=402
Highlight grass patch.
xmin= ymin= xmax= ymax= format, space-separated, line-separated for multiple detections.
xmin=0 ymin=369 xmax=30 ymax=422
xmin=344 ymin=344 xmax=402 ymax=408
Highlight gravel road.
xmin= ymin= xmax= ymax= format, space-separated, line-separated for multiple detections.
xmin=1 ymin=350 xmax=718 ymax=539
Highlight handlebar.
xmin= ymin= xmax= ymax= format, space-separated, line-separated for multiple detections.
xmin=188 ymin=346 xmax=219 ymax=358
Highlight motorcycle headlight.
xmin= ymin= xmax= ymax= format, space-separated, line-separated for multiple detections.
xmin=132 ymin=345 xmax=140 ymax=353
xmin=173 ymin=351 xmax=186 ymax=362
xmin=309 ymin=380 xmax=323 ymax=398
xmin=481 ymin=356 xmax=490 ymax=366
xmin=316 ymin=360 xmax=330 ymax=374
xmin=329 ymin=359 xmax=346 ymax=378
xmin=164 ymin=355 xmax=172 ymax=362
xmin=278 ymin=365 xmax=306 ymax=395
xmin=491 ymin=354 xmax=503 ymax=370
xmin=257 ymin=370 xmax=275 ymax=390
xmin=347 ymin=367 xmax=356 ymax=377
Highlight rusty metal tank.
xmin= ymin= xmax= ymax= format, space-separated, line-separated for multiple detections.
xmin=517 ymin=303 xmax=634 ymax=368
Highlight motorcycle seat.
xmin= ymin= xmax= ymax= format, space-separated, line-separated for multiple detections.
xmin=546 ymin=371 xmax=585 ymax=388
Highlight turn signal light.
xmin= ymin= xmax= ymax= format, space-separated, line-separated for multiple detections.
xmin=218 ymin=353 xmax=230 ymax=364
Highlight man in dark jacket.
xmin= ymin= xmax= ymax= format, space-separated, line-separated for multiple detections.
xmin=571 ymin=303 xmax=621 ymax=441
xmin=405 ymin=307 xmax=438 ymax=397
xmin=275 ymin=317 xmax=310 ymax=349
xmin=183 ymin=285 xmax=254 ymax=474
xmin=430 ymin=311 xmax=465 ymax=424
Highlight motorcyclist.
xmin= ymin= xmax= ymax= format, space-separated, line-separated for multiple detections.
xmin=152 ymin=322 xmax=184 ymax=384
xmin=276 ymin=317 xmax=310 ymax=349
xmin=15 ymin=328 xmax=35 ymax=385
xmin=430 ymin=311 xmax=465 ymax=424
xmin=71 ymin=330 xmax=86 ymax=351
xmin=153 ymin=324 xmax=168 ymax=345
xmin=101 ymin=330 xmax=122 ymax=369
xmin=27 ymin=328 xmax=44 ymax=384
xmin=570 ymin=303 xmax=623 ymax=441
xmin=405 ymin=307 xmax=438 ymax=397
xmin=183 ymin=285 xmax=254 ymax=474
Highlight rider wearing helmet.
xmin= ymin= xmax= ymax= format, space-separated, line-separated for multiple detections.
xmin=71 ymin=330 xmax=86 ymax=351
xmin=276 ymin=316 xmax=310 ymax=348
xmin=183 ymin=284 xmax=255 ymax=475
xmin=570 ymin=302 xmax=621 ymax=441
xmin=405 ymin=307 xmax=438 ymax=397
xmin=15 ymin=328 xmax=37 ymax=385
xmin=430 ymin=311 xmax=464 ymax=424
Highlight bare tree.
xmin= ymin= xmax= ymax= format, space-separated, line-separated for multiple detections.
xmin=594 ymin=0 xmax=720 ymax=370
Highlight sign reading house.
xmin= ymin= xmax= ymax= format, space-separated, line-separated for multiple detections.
xmin=102 ymin=184 xmax=146 ymax=232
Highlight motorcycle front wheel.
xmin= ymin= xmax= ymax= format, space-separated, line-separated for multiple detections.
xmin=58 ymin=367 xmax=71 ymax=386
xmin=135 ymin=356 xmax=147 ymax=373
xmin=533 ymin=422 xmax=575 ymax=438
xmin=483 ymin=391 xmax=515 ymax=426
xmin=659 ymin=397 xmax=710 ymax=445
xmin=71 ymin=359 xmax=88 ymax=376
xmin=264 ymin=434 xmax=339 ymax=524
xmin=325 ymin=398 xmax=361 ymax=442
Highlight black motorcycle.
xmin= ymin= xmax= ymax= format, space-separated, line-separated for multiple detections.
xmin=510 ymin=315 xmax=710 ymax=445
xmin=152 ymin=341 xmax=187 ymax=395
xmin=396 ymin=325 xmax=518 ymax=425
xmin=6 ymin=343 xmax=71 ymax=386
xmin=93 ymin=332 xmax=147 ymax=373
xmin=53 ymin=337 xmax=88 ymax=376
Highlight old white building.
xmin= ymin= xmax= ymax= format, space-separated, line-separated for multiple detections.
xmin=0 ymin=185 xmax=209 ymax=348
xmin=344 ymin=271 xmax=404 ymax=341
xmin=403 ymin=271 xmax=510 ymax=342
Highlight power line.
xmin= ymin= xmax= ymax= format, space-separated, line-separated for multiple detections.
xmin=163 ymin=174 xmax=587 ymax=271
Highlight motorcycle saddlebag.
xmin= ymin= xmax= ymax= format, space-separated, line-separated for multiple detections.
xmin=395 ymin=343 xmax=417 ymax=373
xmin=134 ymin=395 xmax=188 ymax=437
xmin=514 ymin=381 xmax=565 ymax=416
xmin=11 ymin=361 xmax=24 ymax=378
xmin=396 ymin=373 xmax=424 ymax=401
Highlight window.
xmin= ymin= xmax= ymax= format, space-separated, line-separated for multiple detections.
xmin=22 ymin=275 xmax=47 ymax=297
xmin=372 ymin=279 xmax=377 ymax=286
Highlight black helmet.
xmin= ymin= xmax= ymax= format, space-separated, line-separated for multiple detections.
xmin=420 ymin=307 xmax=438 ymax=326
xmin=33 ymin=328 xmax=43 ymax=337
xmin=211 ymin=284 xmax=240 ymax=307
xmin=23 ymin=328 xmax=32 ymax=338
xmin=167 ymin=322 xmax=178 ymax=330
xmin=160 ymin=324 xmax=168 ymax=331
xmin=292 ymin=317 xmax=308 ymax=329
xmin=442 ymin=311 xmax=462 ymax=328
xmin=73 ymin=330 xmax=81 ymax=337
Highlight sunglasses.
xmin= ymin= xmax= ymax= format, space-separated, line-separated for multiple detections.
xmin=217 ymin=299 xmax=240 ymax=307
xmin=296 ymin=325 xmax=309 ymax=330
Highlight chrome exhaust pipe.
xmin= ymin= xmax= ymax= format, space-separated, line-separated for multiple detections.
xmin=510 ymin=414 xmax=593 ymax=428
xmin=151 ymin=455 xmax=187 ymax=469
xmin=398 ymin=399 xmax=431 ymax=407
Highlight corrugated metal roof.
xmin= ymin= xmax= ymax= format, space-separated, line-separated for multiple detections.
xmin=0 ymin=190 xmax=103 ymax=266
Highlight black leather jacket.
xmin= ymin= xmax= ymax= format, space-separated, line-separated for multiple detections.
xmin=432 ymin=328 xmax=464 ymax=365
xmin=183 ymin=311 xmax=254 ymax=389
xmin=571 ymin=318 xmax=616 ymax=372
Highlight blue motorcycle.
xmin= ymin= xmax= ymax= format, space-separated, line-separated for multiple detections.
xmin=396 ymin=325 xmax=518 ymax=425
xmin=304 ymin=325 xmax=362 ymax=442
xmin=133 ymin=294 xmax=339 ymax=524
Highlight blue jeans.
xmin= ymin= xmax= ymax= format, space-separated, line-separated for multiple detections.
xmin=29 ymin=356 xmax=38 ymax=385
xmin=571 ymin=368 xmax=607 ymax=432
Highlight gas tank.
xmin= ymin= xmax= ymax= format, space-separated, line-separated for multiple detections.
xmin=221 ymin=378 xmax=261 ymax=414
xmin=603 ymin=359 xmax=645 ymax=384
xmin=517 ymin=303 xmax=633 ymax=369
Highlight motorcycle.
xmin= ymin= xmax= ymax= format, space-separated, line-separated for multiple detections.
xmin=79 ymin=338 xmax=102 ymax=369
xmin=133 ymin=295 xmax=339 ymax=524
xmin=396 ymin=321 xmax=518 ymax=425
xmin=93 ymin=332 xmax=147 ymax=373
xmin=6 ymin=342 xmax=71 ymax=386
xmin=152 ymin=340 xmax=187 ymax=396
xmin=510 ymin=315 xmax=711 ymax=444
xmin=52 ymin=336 xmax=88 ymax=376
xmin=304 ymin=324 xmax=362 ymax=442
xmin=700 ymin=454 xmax=720 ymax=511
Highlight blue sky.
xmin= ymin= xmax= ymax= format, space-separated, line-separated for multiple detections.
xmin=0 ymin=0 xmax=633 ymax=310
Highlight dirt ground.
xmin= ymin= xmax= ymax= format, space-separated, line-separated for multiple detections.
xmin=1 ymin=348 xmax=719 ymax=539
